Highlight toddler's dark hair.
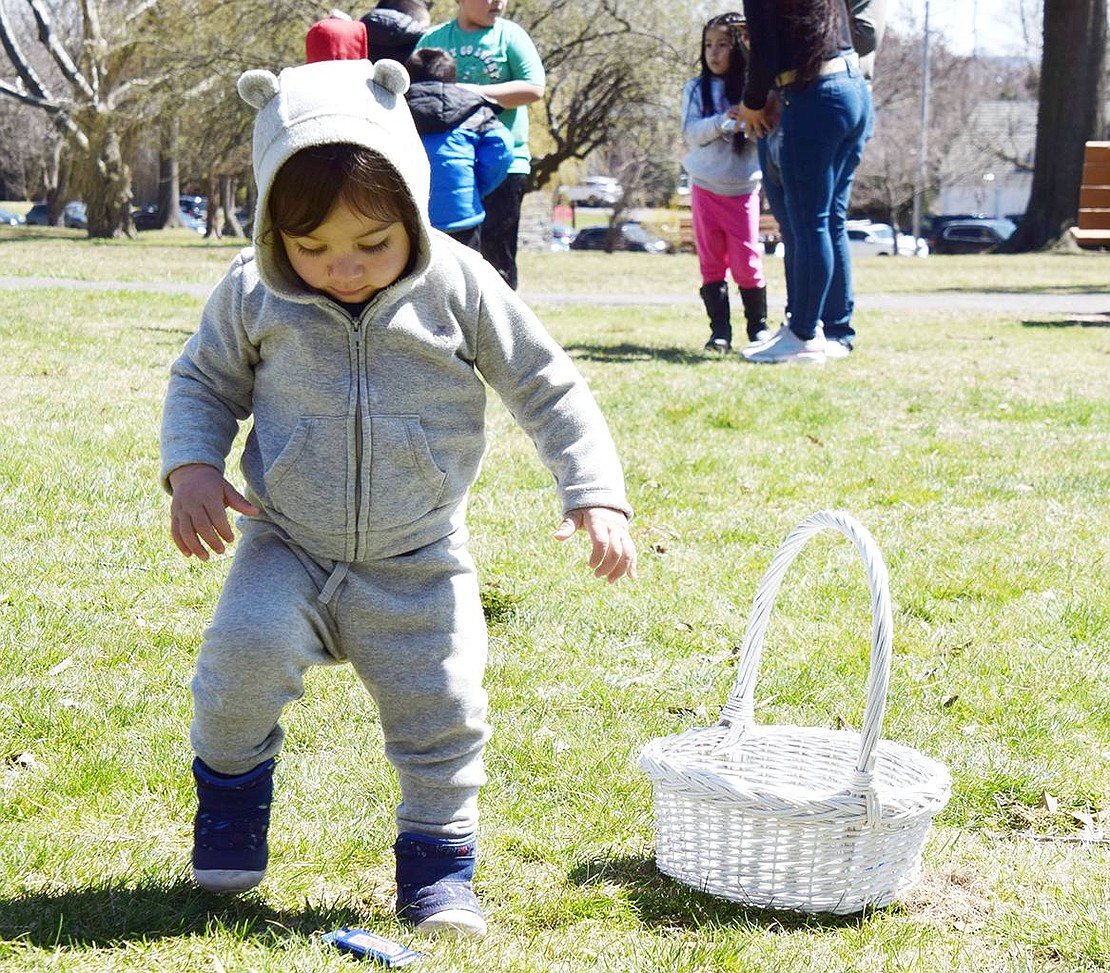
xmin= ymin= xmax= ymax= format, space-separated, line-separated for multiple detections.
xmin=267 ymin=144 xmax=421 ymax=257
xmin=406 ymin=47 xmax=457 ymax=83
xmin=375 ymin=0 xmax=430 ymax=17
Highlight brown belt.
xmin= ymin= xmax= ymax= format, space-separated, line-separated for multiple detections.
xmin=775 ymin=52 xmax=859 ymax=88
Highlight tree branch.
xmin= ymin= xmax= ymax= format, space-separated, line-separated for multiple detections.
xmin=27 ymin=0 xmax=97 ymax=102
xmin=0 ymin=79 xmax=88 ymax=148
xmin=0 ymin=0 xmax=53 ymax=102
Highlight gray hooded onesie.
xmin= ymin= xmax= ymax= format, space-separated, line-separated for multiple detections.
xmin=159 ymin=59 xmax=631 ymax=838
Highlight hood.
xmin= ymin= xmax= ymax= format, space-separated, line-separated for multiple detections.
xmin=361 ymin=8 xmax=425 ymax=62
xmin=305 ymin=17 xmax=368 ymax=62
xmin=406 ymin=81 xmax=501 ymax=135
xmin=237 ymin=58 xmax=432 ymax=300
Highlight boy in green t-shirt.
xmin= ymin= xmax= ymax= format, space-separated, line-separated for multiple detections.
xmin=415 ymin=0 xmax=545 ymax=290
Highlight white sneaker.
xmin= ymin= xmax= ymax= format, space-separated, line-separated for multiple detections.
xmin=741 ymin=326 xmax=826 ymax=364
xmin=824 ymin=338 xmax=852 ymax=360
xmin=413 ymin=908 xmax=488 ymax=939
xmin=740 ymin=323 xmax=786 ymax=353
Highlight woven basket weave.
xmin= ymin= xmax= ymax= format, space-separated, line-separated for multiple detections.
xmin=639 ymin=511 xmax=951 ymax=915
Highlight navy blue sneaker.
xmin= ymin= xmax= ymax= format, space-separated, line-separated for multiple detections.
xmin=394 ymin=832 xmax=487 ymax=938
xmin=192 ymin=757 xmax=274 ymax=893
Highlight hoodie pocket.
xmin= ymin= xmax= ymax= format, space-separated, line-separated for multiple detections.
xmin=264 ymin=416 xmax=351 ymax=536
xmin=366 ymin=416 xmax=448 ymax=530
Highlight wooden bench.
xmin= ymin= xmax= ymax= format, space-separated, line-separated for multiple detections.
xmin=678 ymin=212 xmax=782 ymax=254
xmin=1073 ymin=141 xmax=1110 ymax=249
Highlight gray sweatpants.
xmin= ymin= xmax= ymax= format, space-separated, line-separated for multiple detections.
xmin=190 ymin=517 xmax=490 ymax=837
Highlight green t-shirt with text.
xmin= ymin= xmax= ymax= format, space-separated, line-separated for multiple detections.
xmin=415 ymin=18 xmax=545 ymax=176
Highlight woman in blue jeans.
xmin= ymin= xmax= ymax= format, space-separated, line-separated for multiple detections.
xmin=739 ymin=0 xmax=873 ymax=364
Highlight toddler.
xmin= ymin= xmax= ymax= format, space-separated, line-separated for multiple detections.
xmin=160 ymin=58 xmax=635 ymax=938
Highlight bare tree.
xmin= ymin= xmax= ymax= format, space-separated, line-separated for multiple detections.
xmin=0 ymin=77 xmax=50 ymax=197
xmin=1002 ymin=0 xmax=1108 ymax=250
xmin=0 ymin=0 xmax=162 ymax=236
xmin=0 ymin=0 xmax=315 ymax=237
xmin=852 ymin=29 xmax=1033 ymax=230
xmin=509 ymin=0 xmax=696 ymax=190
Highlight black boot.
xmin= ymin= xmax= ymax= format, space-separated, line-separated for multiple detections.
xmin=739 ymin=285 xmax=768 ymax=342
xmin=699 ymin=281 xmax=732 ymax=352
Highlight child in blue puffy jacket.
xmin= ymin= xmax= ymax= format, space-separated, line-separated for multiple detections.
xmin=405 ymin=48 xmax=514 ymax=250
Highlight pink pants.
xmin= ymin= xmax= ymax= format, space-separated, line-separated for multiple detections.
xmin=691 ymin=184 xmax=766 ymax=288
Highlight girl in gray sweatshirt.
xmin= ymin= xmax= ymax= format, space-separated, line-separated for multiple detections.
xmin=680 ymin=12 xmax=768 ymax=352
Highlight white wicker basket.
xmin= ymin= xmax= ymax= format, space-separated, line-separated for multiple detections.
xmin=639 ymin=511 xmax=951 ymax=915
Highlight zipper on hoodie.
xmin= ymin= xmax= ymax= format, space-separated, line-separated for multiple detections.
xmin=351 ymin=318 xmax=366 ymax=561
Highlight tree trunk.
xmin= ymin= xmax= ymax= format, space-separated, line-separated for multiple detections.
xmin=46 ymin=150 xmax=69 ymax=226
xmin=220 ymin=174 xmax=245 ymax=238
xmin=158 ymin=116 xmax=184 ymax=229
xmin=82 ymin=126 xmax=132 ymax=238
xmin=1002 ymin=0 xmax=1107 ymax=251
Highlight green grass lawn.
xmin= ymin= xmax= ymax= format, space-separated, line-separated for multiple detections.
xmin=0 ymin=233 xmax=1107 ymax=971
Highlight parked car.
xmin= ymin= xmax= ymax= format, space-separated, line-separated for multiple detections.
xmin=63 ymin=201 xmax=87 ymax=228
xmin=0 ymin=207 xmax=24 ymax=226
xmin=24 ymin=202 xmax=53 ymax=225
xmin=923 ymin=213 xmax=988 ymax=250
xmin=932 ymin=218 xmax=1016 ymax=255
xmin=569 ymin=221 xmax=669 ymax=253
xmin=558 ymin=176 xmax=623 ymax=207
xmin=671 ymin=171 xmax=692 ymax=208
xmin=897 ymin=230 xmax=929 ymax=256
xmin=846 ymin=220 xmax=928 ymax=257
xmin=550 ymin=223 xmax=576 ymax=251
xmin=179 ymin=194 xmax=207 ymax=219
xmin=23 ymin=200 xmax=86 ymax=227
xmin=133 ymin=203 xmax=206 ymax=234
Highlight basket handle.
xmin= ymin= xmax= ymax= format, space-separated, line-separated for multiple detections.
xmin=718 ymin=510 xmax=893 ymax=780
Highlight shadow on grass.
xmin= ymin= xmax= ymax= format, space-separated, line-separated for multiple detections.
xmin=0 ymin=229 xmax=86 ymax=243
xmin=1021 ymin=316 xmax=1110 ymax=328
xmin=568 ymin=854 xmax=872 ymax=932
xmin=0 ymin=879 xmax=368 ymax=949
xmin=562 ymin=342 xmax=724 ymax=365
xmin=932 ymin=283 xmax=1110 ymax=296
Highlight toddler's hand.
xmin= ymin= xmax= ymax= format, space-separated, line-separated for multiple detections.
xmin=554 ymin=507 xmax=637 ymax=584
xmin=168 ymin=463 xmax=259 ymax=560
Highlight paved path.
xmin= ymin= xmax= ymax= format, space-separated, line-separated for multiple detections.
xmin=1 ymin=275 xmax=1107 ymax=316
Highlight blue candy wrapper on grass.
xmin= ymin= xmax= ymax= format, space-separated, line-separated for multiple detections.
xmin=322 ymin=928 xmax=423 ymax=966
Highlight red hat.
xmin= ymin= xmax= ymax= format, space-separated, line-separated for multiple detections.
xmin=305 ymin=18 xmax=369 ymax=63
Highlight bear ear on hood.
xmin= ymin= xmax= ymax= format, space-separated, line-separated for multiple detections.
xmin=370 ymin=58 xmax=410 ymax=97
xmin=238 ymin=69 xmax=280 ymax=110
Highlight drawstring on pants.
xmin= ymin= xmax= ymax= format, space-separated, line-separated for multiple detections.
xmin=319 ymin=562 xmax=351 ymax=605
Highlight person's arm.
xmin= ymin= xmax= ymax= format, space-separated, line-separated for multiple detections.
xmin=850 ymin=0 xmax=887 ymax=57
xmin=457 ymin=79 xmax=544 ymax=108
xmin=468 ymin=271 xmax=634 ymax=580
xmin=681 ymin=79 xmax=730 ymax=147
xmin=160 ymin=260 xmax=260 ymax=556
xmin=479 ymin=21 xmax=546 ymax=108
xmin=741 ymin=0 xmax=776 ymax=111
